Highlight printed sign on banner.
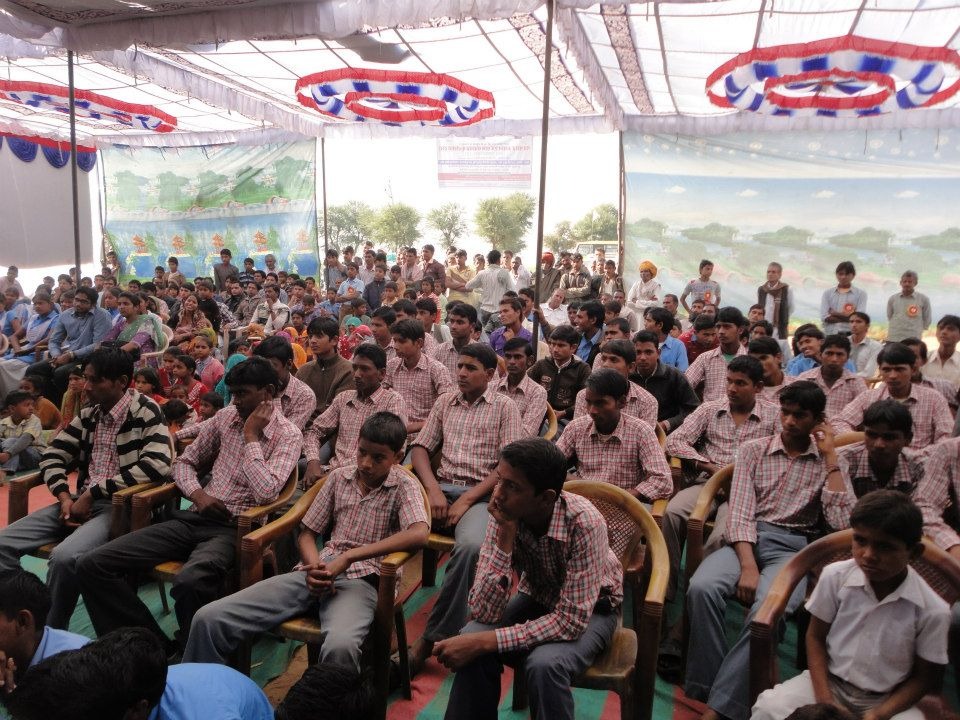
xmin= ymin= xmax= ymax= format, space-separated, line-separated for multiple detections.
xmin=437 ymin=137 xmax=532 ymax=188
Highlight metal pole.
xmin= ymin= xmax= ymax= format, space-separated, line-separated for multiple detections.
xmin=67 ymin=51 xmax=83 ymax=280
xmin=531 ymin=0 xmax=555 ymax=352
xmin=321 ymin=137 xmax=329 ymax=256
xmin=618 ymin=130 xmax=625 ymax=273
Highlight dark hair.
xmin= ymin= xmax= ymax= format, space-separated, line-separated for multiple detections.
xmin=862 ymin=398 xmax=914 ymax=438
xmin=784 ymin=704 xmax=853 ymax=720
xmin=498 ymin=296 xmax=524 ymax=313
xmin=275 ymin=663 xmax=375 ymax=720
xmin=133 ymin=367 xmax=161 ymax=395
xmin=693 ymin=315 xmax=716 ymax=332
xmin=84 ymin=347 xmax=134 ymax=384
xmin=357 ymin=411 xmax=407 ymax=454
xmin=850 ymin=311 xmax=871 ymax=324
xmin=200 ymin=392 xmax=224 ymax=410
xmin=253 ymin=335 xmax=294 ymax=364
xmin=459 ymin=342 xmax=498 ymax=370
xmin=74 ymin=286 xmax=98 ymax=305
xmin=415 ymin=297 xmax=438 ymax=316
xmin=390 ymin=318 xmax=425 ymax=342
xmin=835 ymin=260 xmax=856 ymax=276
xmin=174 ymin=354 xmax=197 ymax=374
xmin=371 ymin=306 xmax=397 ymax=327
xmin=307 ymin=316 xmax=340 ymax=341
xmin=225 ymin=356 xmax=280 ymax=391
xmin=518 ymin=287 xmax=535 ymax=303
xmin=567 ymin=300 xmax=582 ymax=313
xmin=750 ymin=320 xmax=774 ymax=337
xmin=632 ymin=330 xmax=659 ymax=347
xmin=22 ymin=374 xmax=45 ymax=394
xmin=937 ymin=314 xmax=960 ymax=332
xmin=900 ymin=337 xmax=927 ymax=362
xmin=850 ymin=489 xmax=923 ymax=547
xmin=877 ymin=342 xmax=916 ymax=368
xmin=0 ymin=568 xmax=50 ymax=627
xmin=585 ymin=368 xmax=629 ymax=399
xmin=778 ymin=380 xmax=827 ymax=416
xmin=487 ymin=249 xmax=502 ymax=265
xmin=549 ymin=325 xmax=580 ymax=346
xmin=647 ymin=307 xmax=674 ymax=334
xmin=162 ymin=399 xmax=191 ymax=423
xmin=503 ymin=338 xmax=534 ymax=358
xmin=393 ymin=299 xmax=417 ymax=318
xmin=447 ymin=302 xmax=478 ymax=324
xmin=727 ymin=355 xmax=764 ymax=384
xmin=698 ymin=258 xmax=714 ymax=270
xmin=352 ymin=343 xmax=388 ymax=370
xmin=600 ymin=338 xmax=636 ymax=364
xmin=716 ymin=306 xmax=746 ymax=327
xmin=2 ymin=390 xmax=32 ymax=411
xmin=748 ymin=336 xmax=782 ymax=357
xmin=419 ymin=277 xmax=435 ymax=292
xmin=500 ymin=438 xmax=569 ymax=496
xmin=607 ymin=318 xmax=632 ymax=337
xmin=577 ymin=301 xmax=604 ymax=328
xmin=794 ymin=324 xmax=825 ymax=341
xmin=819 ymin=333 xmax=851 ymax=356
xmin=603 ymin=300 xmax=622 ymax=316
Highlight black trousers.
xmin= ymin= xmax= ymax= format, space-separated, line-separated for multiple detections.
xmin=25 ymin=359 xmax=81 ymax=405
xmin=77 ymin=510 xmax=236 ymax=648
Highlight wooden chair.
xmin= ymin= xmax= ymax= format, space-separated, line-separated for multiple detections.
xmin=510 ymin=480 xmax=669 ymax=720
xmin=542 ymin=405 xmax=558 ymax=441
xmin=238 ymin=470 xmax=430 ymax=720
xmin=749 ymin=529 xmax=960 ymax=708
xmin=137 ymin=324 xmax=172 ymax=367
xmin=131 ymin=467 xmax=298 ymax=614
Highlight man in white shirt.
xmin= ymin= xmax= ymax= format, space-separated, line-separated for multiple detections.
xmin=511 ymin=256 xmax=531 ymax=289
xmin=848 ymin=311 xmax=882 ymax=379
xmin=465 ymin=249 xmax=515 ymax=325
xmin=922 ymin=315 xmax=960 ymax=389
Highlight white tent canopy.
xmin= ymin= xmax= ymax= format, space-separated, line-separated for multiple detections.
xmin=0 ymin=0 xmax=959 ymax=147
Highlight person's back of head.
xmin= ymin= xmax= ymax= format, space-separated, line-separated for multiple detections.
xmin=0 ymin=568 xmax=50 ymax=629
xmin=275 ymin=663 xmax=375 ymax=720
xmin=693 ymin=315 xmax=716 ymax=332
xmin=785 ymin=703 xmax=853 ymax=720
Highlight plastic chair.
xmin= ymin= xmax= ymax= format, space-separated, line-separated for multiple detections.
xmin=510 ymin=480 xmax=669 ymax=720
xmin=749 ymin=529 xmax=960 ymax=707
xmin=137 ymin=324 xmax=172 ymax=367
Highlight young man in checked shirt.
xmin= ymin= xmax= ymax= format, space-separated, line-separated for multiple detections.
xmin=185 ymin=412 xmax=428 ymax=668
xmin=409 ymin=343 xmax=524 ymax=675
xmin=571 ymin=338 xmax=659 ymax=427
xmin=498 ymin=338 xmax=548 ymax=437
xmin=436 ymin=438 xmax=623 ymax=720
xmin=685 ymin=381 xmax=831 ymax=720
xmin=76 ymin=357 xmax=300 ymax=655
xmin=384 ymin=318 xmax=454 ymax=436
xmin=685 ymin=306 xmax=748 ymax=402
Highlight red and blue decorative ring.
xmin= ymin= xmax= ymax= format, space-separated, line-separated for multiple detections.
xmin=706 ymin=36 xmax=960 ymax=117
xmin=295 ymin=68 xmax=495 ymax=127
xmin=0 ymin=80 xmax=177 ymax=132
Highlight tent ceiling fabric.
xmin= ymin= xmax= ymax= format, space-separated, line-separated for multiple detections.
xmin=0 ymin=0 xmax=958 ymax=146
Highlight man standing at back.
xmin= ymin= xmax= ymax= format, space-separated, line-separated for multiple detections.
xmin=213 ymin=249 xmax=239 ymax=292
xmin=465 ymin=250 xmax=515 ymax=326
xmin=757 ymin=262 xmax=791 ymax=341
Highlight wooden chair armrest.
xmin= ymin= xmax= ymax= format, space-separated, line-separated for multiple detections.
xmin=427 ymin=533 xmax=456 ymax=553
xmin=650 ymin=498 xmax=667 ymax=529
xmin=6 ymin=471 xmax=44 ymax=524
xmin=130 ymin=482 xmax=180 ymax=531
xmin=669 ymin=456 xmax=682 ymax=470
xmin=235 ymin=495 xmax=294 ymax=539
xmin=685 ymin=464 xmax=734 ymax=583
xmin=109 ymin=482 xmax=161 ymax=538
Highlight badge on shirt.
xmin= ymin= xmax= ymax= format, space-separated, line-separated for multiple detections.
xmin=907 ymin=305 xmax=919 ymax=317
xmin=703 ymin=291 xmax=712 ymax=302
xmin=843 ymin=303 xmax=854 ymax=313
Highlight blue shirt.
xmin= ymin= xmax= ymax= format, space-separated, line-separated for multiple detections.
xmin=576 ymin=328 xmax=604 ymax=363
xmin=1 ymin=302 xmax=29 ymax=336
xmin=318 ymin=299 xmax=341 ymax=317
xmin=30 ymin=626 xmax=89 ymax=667
xmin=489 ymin=325 xmax=533 ymax=357
xmin=47 ymin=306 xmax=113 ymax=360
xmin=148 ymin=664 xmax=273 ymax=720
xmin=785 ymin=355 xmax=857 ymax=377
xmin=659 ymin=335 xmax=689 ymax=372
xmin=337 ymin=277 xmax=365 ymax=297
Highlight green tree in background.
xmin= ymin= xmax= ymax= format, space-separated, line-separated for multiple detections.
xmin=681 ymin=222 xmax=738 ymax=243
xmin=195 ymin=170 xmax=230 ymax=208
xmin=374 ymin=202 xmax=421 ymax=253
xmin=572 ymin=203 xmax=618 ymax=244
xmin=326 ymin=201 xmax=376 ymax=248
xmin=629 ymin=217 xmax=667 ymax=241
xmin=753 ymin=226 xmax=814 ymax=246
xmin=155 ymin=172 xmax=191 ymax=211
xmin=474 ymin=192 xmax=536 ymax=254
xmin=829 ymin=227 xmax=894 ymax=249
xmin=426 ymin=203 xmax=468 ymax=247
xmin=544 ymin=220 xmax=576 ymax=254
xmin=273 ymin=156 xmax=313 ymax=200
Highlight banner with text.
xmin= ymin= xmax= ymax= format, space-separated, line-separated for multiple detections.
xmin=102 ymin=141 xmax=318 ymax=281
xmin=437 ymin=137 xmax=532 ymax=188
xmin=623 ymin=129 xmax=960 ymax=334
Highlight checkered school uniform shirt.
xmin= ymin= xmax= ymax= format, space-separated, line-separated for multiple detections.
xmin=725 ymin=433 xmax=827 ymax=545
xmin=664 ymin=398 xmax=780 ymax=467
xmin=830 ymin=384 xmax=953 ymax=453
xmin=556 ymin=414 xmax=672 ymax=499
xmin=685 ymin=345 xmax=747 ymax=402
xmin=173 ymin=404 xmax=301 ymax=517
xmin=303 ymin=386 xmax=407 ymax=469
xmin=384 ymin=354 xmax=454 ymax=423
xmin=282 ymin=375 xmax=319 ymax=431
xmin=572 ymin=381 xmax=658 ymax=428
xmin=915 ymin=437 xmax=960 ymax=551
xmin=796 ymin=368 xmax=867 ymax=419
xmin=497 ymin=373 xmax=549 ymax=438
xmin=759 ymin=374 xmax=797 ymax=405
xmin=469 ymin=491 xmax=623 ymax=653
xmin=301 ymin=465 xmax=429 ymax=578
xmin=432 ymin=340 xmax=465 ymax=383
xmin=88 ymin=390 xmax=133 ymax=488
xmin=412 ymin=386 xmax=523 ymax=487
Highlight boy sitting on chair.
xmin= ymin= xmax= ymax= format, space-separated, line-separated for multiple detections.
xmin=436 ymin=438 xmax=623 ymax=720
xmin=185 ymin=412 xmax=428 ymax=669
xmin=752 ymin=491 xmax=949 ymax=720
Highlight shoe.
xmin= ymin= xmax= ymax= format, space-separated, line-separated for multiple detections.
xmin=656 ymin=638 xmax=683 ymax=684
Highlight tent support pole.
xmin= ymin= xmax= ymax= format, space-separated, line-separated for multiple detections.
xmin=68 ymin=50 xmax=83 ymax=279
xmin=531 ymin=0 xmax=555 ymax=353
xmin=618 ymin=130 xmax=625 ymax=273
xmin=321 ymin=137 xmax=329 ymax=260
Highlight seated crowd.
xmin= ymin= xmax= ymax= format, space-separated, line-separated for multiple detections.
xmin=0 ymin=247 xmax=957 ymax=720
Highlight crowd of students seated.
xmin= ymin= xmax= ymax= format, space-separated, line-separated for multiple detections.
xmin=0 ymin=245 xmax=956 ymax=720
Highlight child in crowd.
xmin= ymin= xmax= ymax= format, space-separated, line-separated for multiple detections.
xmin=341 ymin=298 xmax=371 ymax=329
xmin=288 ymin=311 xmax=309 ymax=354
xmin=0 ymin=390 xmax=45 ymax=475
xmin=753 ymin=491 xmax=949 ymax=720
xmin=384 ymin=318 xmax=454 ymax=435
xmin=527 ymin=325 xmax=591 ymax=427
xmin=338 ymin=319 xmax=372 ymax=361
xmin=198 ymin=391 xmax=223 ymax=421
xmin=418 ymin=278 xmax=442 ymax=323
xmin=680 ymin=258 xmax=721 ymax=313
xmin=192 ymin=333 xmax=224 ymax=389
xmin=318 ymin=287 xmax=341 ymax=319
xmin=158 ymin=347 xmax=184 ymax=395
xmin=133 ymin=367 xmax=167 ymax=405
xmin=18 ymin=375 xmax=61 ymax=430
xmin=161 ymin=398 xmax=195 ymax=435
xmin=58 ymin=366 xmax=86 ymax=430
xmin=169 ymin=354 xmax=209 ymax=415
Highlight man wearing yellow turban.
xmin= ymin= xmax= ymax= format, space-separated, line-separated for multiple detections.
xmin=627 ymin=260 xmax=663 ymax=312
